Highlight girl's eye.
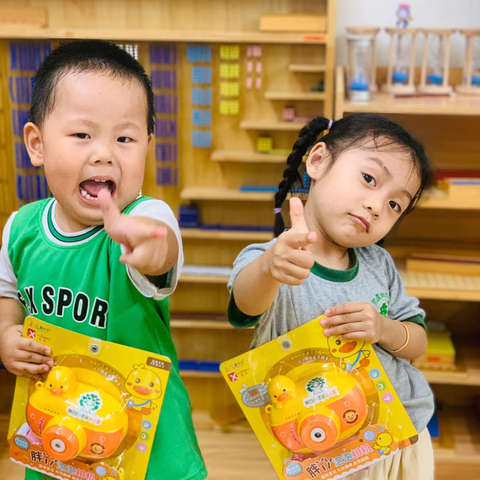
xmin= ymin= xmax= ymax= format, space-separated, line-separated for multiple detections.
xmin=75 ymin=133 xmax=90 ymax=139
xmin=363 ymin=173 xmax=376 ymax=186
xmin=389 ymin=200 xmax=401 ymax=213
xmin=117 ymin=136 xmax=133 ymax=143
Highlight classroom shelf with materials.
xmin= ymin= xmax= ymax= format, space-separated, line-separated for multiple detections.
xmin=335 ymin=64 xmax=480 ymax=477
xmin=0 ymin=1 xmax=339 ymax=479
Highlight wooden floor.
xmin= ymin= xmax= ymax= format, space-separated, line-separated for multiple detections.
xmin=1 ymin=414 xmax=480 ymax=480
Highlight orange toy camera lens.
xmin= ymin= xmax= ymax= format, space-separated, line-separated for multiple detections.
xmin=43 ymin=418 xmax=87 ymax=462
xmin=298 ymin=407 xmax=340 ymax=451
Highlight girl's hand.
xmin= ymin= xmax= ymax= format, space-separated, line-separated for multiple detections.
xmin=268 ymin=197 xmax=317 ymax=286
xmin=321 ymin=302 xmax=386 ymax=343
xmin=98 ymin=189 xmax=171 ymax=276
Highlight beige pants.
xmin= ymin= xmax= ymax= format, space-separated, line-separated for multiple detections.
xmin=346 ymin=428 xmax=434 ymax=480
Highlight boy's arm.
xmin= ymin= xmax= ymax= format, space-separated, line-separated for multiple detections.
xmin=98 ymin=190 xmax=179 ymax=277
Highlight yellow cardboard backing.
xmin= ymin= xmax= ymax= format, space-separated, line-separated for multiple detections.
xmin=221 ymin=315 xmax=418 ymax=480
xmin=8 ymin=317 xmax=171 ymax=480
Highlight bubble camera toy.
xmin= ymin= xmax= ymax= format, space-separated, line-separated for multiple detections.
xmin=27 ymin=366 xmax=129 ymax=462
xmin=265 ymin=364 xmax=368 ymax=453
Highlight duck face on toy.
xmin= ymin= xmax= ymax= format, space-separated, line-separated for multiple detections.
xmin=125 ymin=365 xmax=162 ymax=401
xmin=327 ymin=335 xmax=370 ymax=371
xmin=267 ymin=376 xmax=296 ymax=406
xmin=46 ymin=366 xmax=78 ymax=396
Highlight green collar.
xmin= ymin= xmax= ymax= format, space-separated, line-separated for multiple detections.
xmin=310 ymin=249 xmax=359 ymax=282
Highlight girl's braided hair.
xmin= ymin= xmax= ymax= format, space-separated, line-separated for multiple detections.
xmin=274 ymin=113 xmax=434 ymax=237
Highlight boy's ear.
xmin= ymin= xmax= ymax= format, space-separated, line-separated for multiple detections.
xmin=24 ymin=122 xmax=45 ymax=167
xmin=305 ymin=142 xmax=329 ymax=180
xmin=147 ymin=134 xmax=154 ymax=145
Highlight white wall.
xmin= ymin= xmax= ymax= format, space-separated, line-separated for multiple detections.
xmin=336 ymin=0 xmax=480 ymax=67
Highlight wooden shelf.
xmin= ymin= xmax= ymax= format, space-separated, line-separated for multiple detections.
xmin=0 ymin=27 xmax=328 ymax=44
xmin=418 ymin=189 xmax=480 ymax=210
xmin=434 ymin=407 xmax=480 ymax=465
xmin=180 ymin=228 xmax=273 ymax=241
xmin=240 ymin=120 xmax=306 ymax=131
xmin=289 ymin=64 xmax=327 ymax=73
xmin=341 ymin=91 xmax=480 ymax=116
xmin=211 ymin=150 xmax=287 ymax=164
xmin=336 ymin=66 xmax=480 ymax=117
xmin=179 ymin=274 xmax=229 ymax=284
xmin=402 ymin=270 xmax=480 ymax=302
xmin=180 ymin=187 xmax=274 ymax=201
xmin=265 ymin=91 xmax=326 ymax=101
xmin=172 ymin=319 xmax=236 ymax=329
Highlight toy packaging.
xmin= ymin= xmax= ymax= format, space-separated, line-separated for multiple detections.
xmin=8 ymin=317 xmax=171 ymax=480
xmin=221 ymin=315 xmax=418 ymax=480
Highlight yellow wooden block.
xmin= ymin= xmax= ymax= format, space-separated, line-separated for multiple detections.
xmin=220 ymin=82 xmax=239 ymax=97
xmin=260 ymin=14 xmax=326 ymax=33
xmin=413 ymin=332 xmax=456 ymax=369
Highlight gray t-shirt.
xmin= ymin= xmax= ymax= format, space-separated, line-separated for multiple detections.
xmin=227 ymin=239 xmax=434 ymax=433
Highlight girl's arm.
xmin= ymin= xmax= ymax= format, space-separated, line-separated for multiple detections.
xmin=378 ymin=318 xmax=427 ymax=361
xmin=233 ymin=246 xmax=281 ymax=316
xmin=233 ymin=198 xmax=316 ymax=316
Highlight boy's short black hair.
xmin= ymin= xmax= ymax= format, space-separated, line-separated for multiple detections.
xmin=29 ymin=39 xmax=155 ymax=134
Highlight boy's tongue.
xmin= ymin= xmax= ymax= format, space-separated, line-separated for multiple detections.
xmin=80 ymin=180 xmax=111 ymax=198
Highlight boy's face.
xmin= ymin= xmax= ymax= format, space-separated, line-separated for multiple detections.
xmin=305 ymin=141 xmax=421 ymax=248
xmin=25 ymin=71 xmax=152 ymax=232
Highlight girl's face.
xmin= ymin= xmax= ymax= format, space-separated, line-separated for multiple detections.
xmin=305 ymin=140 xmax=421 ymax=248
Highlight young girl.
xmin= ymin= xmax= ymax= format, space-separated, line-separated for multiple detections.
xmin=228 ymin=113 xmax=435 ymax=480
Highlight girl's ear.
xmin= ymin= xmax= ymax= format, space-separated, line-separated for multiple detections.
xmin=306 ymin=142 xmax=330 ymax=180
xmin=24 ymin=122 xmax=45 ymax=167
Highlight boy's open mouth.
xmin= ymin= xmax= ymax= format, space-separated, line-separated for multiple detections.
xmin=79 ymin=178 xmax=116 ymax=201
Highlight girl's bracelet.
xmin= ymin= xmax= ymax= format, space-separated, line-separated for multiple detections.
xmin=389 ymin=321 xmax=410 ymax=353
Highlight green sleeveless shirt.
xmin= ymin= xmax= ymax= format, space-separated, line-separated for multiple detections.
xmin=8 ymin=197 xmax=206 ymax=480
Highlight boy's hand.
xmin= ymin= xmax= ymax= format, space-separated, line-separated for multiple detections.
xmin=268 ymin=197 xmax=317 ymax=286
xmin=98 ymin=190 xmax=171 ymax=276
xmin=0 ymin=324 xmax=54 ymax=376
xmin=321 ymin=302 xmax=386 ymax=343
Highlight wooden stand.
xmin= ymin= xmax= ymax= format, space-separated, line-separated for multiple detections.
xmin=345 ymin=26 xmax=380 ymax=92
xmin=419 ymin=28 xmax=455 ymax=95
xmin=382 ymin=27 xmax=418 ymax=95
xmin=456 ymin=29 xmax=480 ymax=96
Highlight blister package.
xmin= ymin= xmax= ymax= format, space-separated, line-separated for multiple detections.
xmin=9 ymin=317 xmax=171 ymax=480
xmin=221 ymin=315 xmax=418 ymax=479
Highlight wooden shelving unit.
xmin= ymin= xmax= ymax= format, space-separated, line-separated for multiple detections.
xmin=0 ymin=27 xmax=329 ymax=45
xmin=335 ymin=65 xmax=480 ymax=118
xmin=180 ymin=187 xmax=274 ymax=202
xmin=289 ymin=63 xmax=327 ymax=72
xmin=179 ymin=274 xmax=229 ymax=284
xmin=336 ymin=65 xmax=480 ymax=477
xmin=180 ymin=228 xmax=273 ymax=242
xmin=210 ymin=150 xmax=287 ymax=163
xmin=239 ymin=120 xmax=306 ymax=131
xmin=264 ymin=91 xmax=327 ymax=100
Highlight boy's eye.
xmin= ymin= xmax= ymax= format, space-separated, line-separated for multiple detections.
xmin=117 ymin=136 xmax=133 ymax=143
xmin=363 ymin=173 xmax=376 ymax=186
xmin=389 ymin=200 xmax=401 ymax=213
xmin=75 ymin=133 xmax=90 ymax=139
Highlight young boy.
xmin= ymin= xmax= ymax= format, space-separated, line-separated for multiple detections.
xmin=0 ymin=40 xmax=207 ymax=480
